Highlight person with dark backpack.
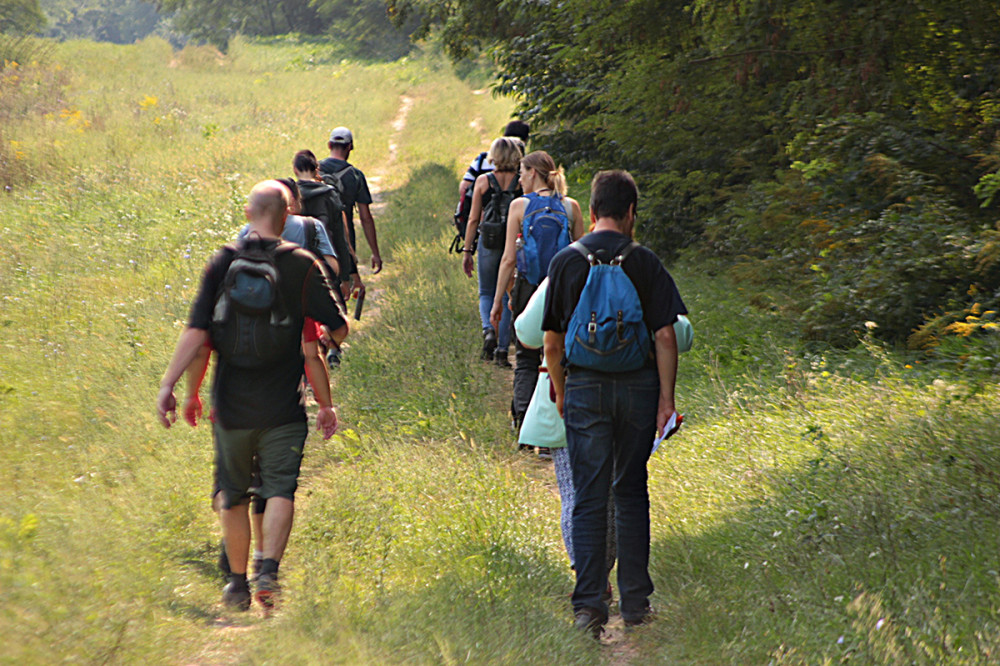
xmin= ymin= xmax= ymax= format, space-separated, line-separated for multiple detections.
xmin=157 ymin=180 xmax=348 ymax=613
xmin=460 ymin=137 xmax=525 ymax=364
xmin=319 ymin=127 xmax=382 ymax=278
xmin=490 ymin=151 xmax=584 ymax=441
xmin=542 ymin=170 xmax=687 ymax=638
xmin=293 ymin=150 xmax=356 ymax=297
xmin=452 ymin=120 xmax=530 ymax=253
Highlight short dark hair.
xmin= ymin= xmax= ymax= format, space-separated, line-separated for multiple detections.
xmin=293 ymin=149 xmax=318 ymax=174
xmin=589 ymin=170 xmax=638 ymax=222
xmin=503 ymin=120 xmax=530 ymax=141
xmin=276 ymin=177 xmax=300 ymax=202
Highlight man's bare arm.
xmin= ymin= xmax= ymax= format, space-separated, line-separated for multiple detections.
xmin=653 ymin=324 xmax=679 ymax=436
xmin=158 ymin=327 xmax=209 ymax=427
xmin=357 ymin=203 xmax=382 ymax=273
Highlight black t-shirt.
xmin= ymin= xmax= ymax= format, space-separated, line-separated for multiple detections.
xmin=188 ymin=238 xmax=347 ymax=429
xmin=542 ymin=231 xmax=687 ymax=367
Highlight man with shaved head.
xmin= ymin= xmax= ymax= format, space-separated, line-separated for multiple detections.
xmin=158 ymin=179 xmax=348 ymax=612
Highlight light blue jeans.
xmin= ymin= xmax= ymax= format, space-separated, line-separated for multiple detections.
xmin=476 ymin=245 xmax=511 ymax=348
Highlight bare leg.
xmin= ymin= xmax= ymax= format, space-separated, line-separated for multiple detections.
xmin=220 ymin=501 xmax=251 ymax=574
xmin=252 ymin=511 xmax=264 ymax=553
xmin=261 ymin=497 xmax=294 ymax=562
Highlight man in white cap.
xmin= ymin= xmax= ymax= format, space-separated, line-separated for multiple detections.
xmin=319 ymin=126 xmax=382 ymax=277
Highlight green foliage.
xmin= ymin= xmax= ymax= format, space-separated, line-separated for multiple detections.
xmin=153 ymin=0 xmax=416 ymax=58
xmin=407 ymin=0 xmax=1000 ymax=345
xmin=0 ymin=0 xmax=46 ymax=34
xmin=40 ymin=0 xmax=162 ymax=43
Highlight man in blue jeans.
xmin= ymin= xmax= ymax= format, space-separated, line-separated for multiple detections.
xmin=542 ymin=170 xmax=686 ymax=636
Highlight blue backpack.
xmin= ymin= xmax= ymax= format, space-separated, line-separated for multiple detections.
xmin=564 ymin=240 xmax=651 ymax=373
xmin=516 ymin=192 xmax=572 ymax=285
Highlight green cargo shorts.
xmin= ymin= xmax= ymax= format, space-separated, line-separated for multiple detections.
xmin=212 ymin=421 xmax=308 ymax=509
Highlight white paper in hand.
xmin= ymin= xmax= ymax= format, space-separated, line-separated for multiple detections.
xmin=652 ymin=412 xmax=682 ymax=454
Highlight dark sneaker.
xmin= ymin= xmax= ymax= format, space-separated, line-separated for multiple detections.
xmin=222 ymin=580 xmax=251 ymax=611
xmin=255 ymin=571 xmax=281 ymax=611
xmin=623 ymin=605 xmax=655 ymax=628
xmin=537 ymin=447 xmax=552 ymax=460
xmin=218 ymin=539 xmax=231 ymax=577
xmin=481 ymin=328 xmax=497 ymax=360
xmin=573 ymin=607 xmax=606 ymax=639
xmin=494 ymin=349 xmax=511 ymax=368
xmin=326 ymin=346 xmax=342 ymax=369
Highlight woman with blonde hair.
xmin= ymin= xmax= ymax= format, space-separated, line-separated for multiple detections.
xmin=490 ymin=150 xmax=584 ymax=444
xmin=461 ymin=136 xmax=525 ymax=364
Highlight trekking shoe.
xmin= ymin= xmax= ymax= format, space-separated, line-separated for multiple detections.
xmin=326 ymin=346 xmax=342 ymax=369
xmin=250 ymin=556 xmax=263 ymax=583
xmin=481 ymin=328 xmax=498 ymax=360
xmin=255 ymin=571 xmax=281 ymax=611
xmin=623 ymin=605 xmax=655 ymax=628
xmin=573 ymin=607 xmax=606 ymax=639
xmin=494 ymin=349 xmax=511 ymax=368
xmin=222 ymin=579 xmax=251 ymax=611
xmin=217 ymin=539 xmax=231 ymax=577
xmin=537 ymin=447 xmax=552 ymax=460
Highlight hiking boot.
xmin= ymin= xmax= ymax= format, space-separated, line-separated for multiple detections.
xmin=326 ymin=346 xmax=342 ymax=369
xmin=217 ymin=539 xmax=231 ymax=577
xmin=573 ymin=607 xmax=606 ymax=639
xmin=255 ymin=571 xmax=281 ymax=611
xmin=222 ymin=579 xmax=251 ymax=611
xmin=537 ymin=447 xmax=552 ymax=460
xmin=623 ymin=605 xmax=655 ymax=628
xmin=494 ymin=349 xmax=511 ymax=368
xmin=481 ymin=328 xmax=497 ymax=360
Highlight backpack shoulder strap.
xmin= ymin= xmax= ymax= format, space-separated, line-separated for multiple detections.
xmin=486 ymin=172 xmax=501 ymax=195
xmin=613 ymin=241 xmax=641 ymax=265
xmin=503 ymin=174 xmax=519 ymax=194
xmin=569 ymin=240 xmax=597 ymax=266
xmin=304 ymin=219 xmax=318 ymax=253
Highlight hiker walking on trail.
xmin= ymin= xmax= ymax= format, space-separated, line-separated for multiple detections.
xmin=490 ymin=150 xmax=583 ymax=442
xmin=460 ymin=136 xmax=525 ymax=365
xmin=542 ymin=170 xmax=686 ymax=637
xmin=319 ymin=127 xmax=382 ymax=278
xmin=453 ymin=120 xmax=529 ymax=249
xmin=185 ymin=178 xmax=342 ymax=585
xmin=157 ymin=180 xmax=348 ymax=612
xmin=294 ymin=150 xmax=357 ymax=296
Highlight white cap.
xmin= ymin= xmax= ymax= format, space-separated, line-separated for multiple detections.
xmin=328 ymin=126 xmax=354 ymax=145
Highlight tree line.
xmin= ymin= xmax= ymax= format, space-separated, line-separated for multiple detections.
xmin=390 ymin=0 xmax=1000 ymax=352
xmin=3 ymin=0 xmax=420 ymax=57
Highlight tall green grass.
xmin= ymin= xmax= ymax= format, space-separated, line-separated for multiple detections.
xmin=3 ymin=35 xmax=1000 ymax=665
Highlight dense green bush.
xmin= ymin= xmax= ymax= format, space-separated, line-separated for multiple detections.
xmin=393 ymin=0 xmax=1000 ymax=347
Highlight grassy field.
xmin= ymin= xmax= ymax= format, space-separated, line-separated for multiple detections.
xmin=3 ymin=37 xmax=1000 ymax=665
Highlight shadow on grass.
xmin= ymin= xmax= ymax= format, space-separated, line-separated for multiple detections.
xmin=643 ymin=401 xmax=1000 ymax=663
